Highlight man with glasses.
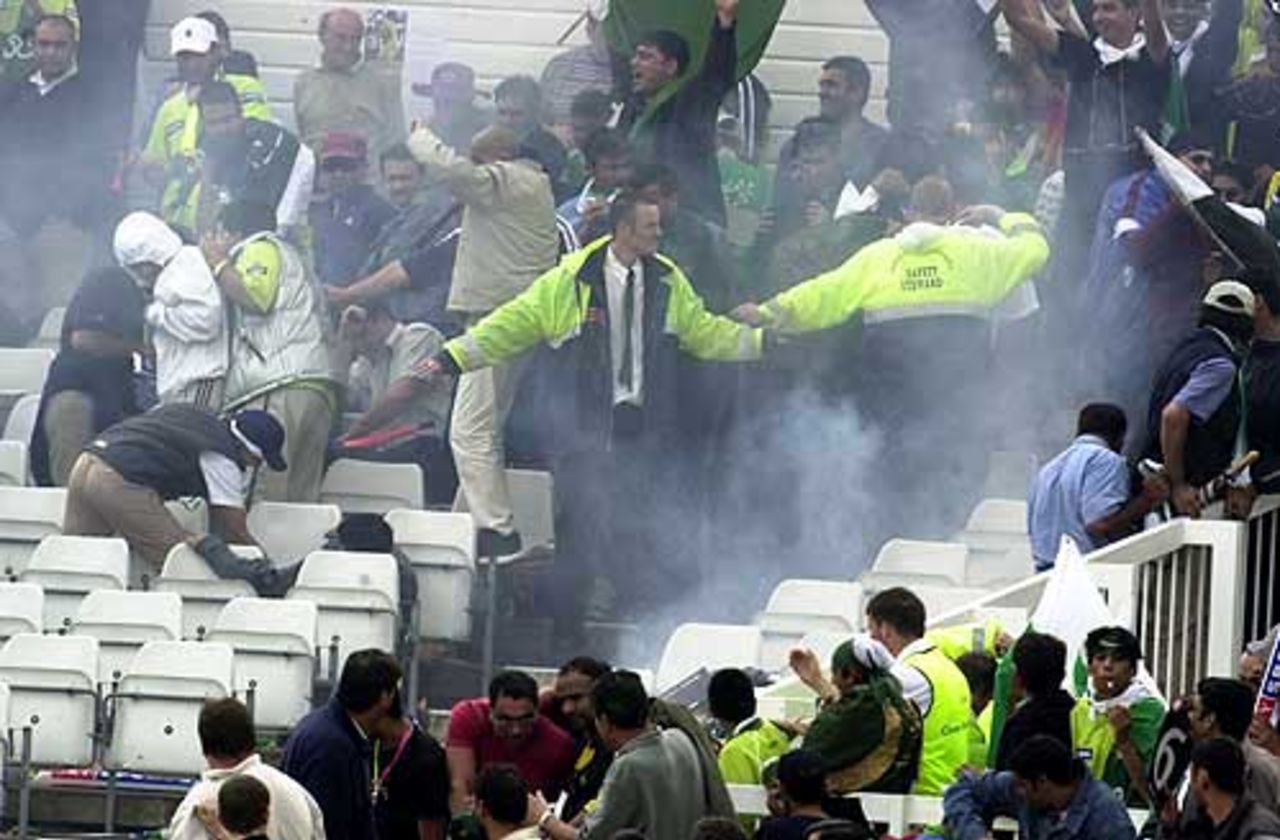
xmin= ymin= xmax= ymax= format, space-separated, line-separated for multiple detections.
xmin=445 ymin=669 xmax=576 ymax=815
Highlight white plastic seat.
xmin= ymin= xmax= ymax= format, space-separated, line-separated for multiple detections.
xmin=0 ymin=633 xmax=99 ymax=765
xmin=961 ymin=542 xmax=1035 ymax=587
xmin=153 ymin=544 xmax=258 ymax=640
xmin=208 ymin=597 xmax=317 ymax=730
xmin=320 ymin=459 xmax=423 ymax=515
xmin=755 ymin=579 xmax=863 ymax=672
xmin=29 ymin=307 xmax=65 ymax=350
xmin=247 ymin=501 xmax=341 ymax=565
xmin=71 ymin=590 xmax=182 ymax=684
xmin=763 ymin=579 xmax=862 ymax=624
xmin=455 ymin=468 xmax=555 ymax=551
xmin=385 ymin=509 xmax=475 ymax=641
xmin=286 ymin=551 xmax=398 ymax=674
xmin=165 ymin=499 xmax=209 ymax=535
xmin=0 ymin=347 xmax=54 ymax=394
xmin=0 ymin=582 xmax=43 ymax=641
xmin=21 ymin=535 xmax=129 ymax=632
xmin=109 ymin=640 xmax=234 ymax=775
xmin=0 ymin=486 xmax=65 ymax=578
xmin=0 ymin=440 xmax=28 ymax=486
xmin=870 ymin=539 xmax=969 ymax=585
xmin=655 ymin=623 xmax=762 ymax=693
xmin=2 ymin=393 xmax=40 ymax=444
xmin=963 ymin=499 xmax=1028 ymax=534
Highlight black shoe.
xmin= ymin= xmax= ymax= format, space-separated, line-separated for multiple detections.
xmin=476 ymin=528 xmax=522 ymax=557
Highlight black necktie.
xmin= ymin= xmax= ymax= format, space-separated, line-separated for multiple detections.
xmin=619 ymin=266 xmax=635 ymax=391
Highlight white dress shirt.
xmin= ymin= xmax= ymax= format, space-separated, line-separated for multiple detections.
xmin=604 ymin=247 xmax=644 ymax=406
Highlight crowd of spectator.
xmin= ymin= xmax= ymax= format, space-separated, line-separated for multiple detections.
xmin=159 ymin=588 xmax=1280 ymax=840
xmin=9 ymin=0 xmax=1280 ymax=836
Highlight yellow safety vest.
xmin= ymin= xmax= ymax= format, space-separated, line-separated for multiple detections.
xmin=905 ymin=643 xmax=974 ymax=795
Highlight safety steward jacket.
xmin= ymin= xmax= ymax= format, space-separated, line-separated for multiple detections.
xmin=756 ymin=213 xmax=1048 ymax=409
xmin=904 ymin=642 xmax=974 ymax=795
xmin=437 ymin=236 xmax=761 ymax=453
xmin=757 ymin=212 xmax=1048 ymax=333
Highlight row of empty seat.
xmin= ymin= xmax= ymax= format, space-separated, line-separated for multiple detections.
xmin=2 ymin=632 xmax=241 ymax=774
xmin=653 ymin=498 xmax=1036 ymax=690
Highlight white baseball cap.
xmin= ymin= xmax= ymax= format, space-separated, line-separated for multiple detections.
xmin=170 ymin=16 xmax=218 ymax=56
xmin=1203 ymin=280 xmax=1257 ymax=317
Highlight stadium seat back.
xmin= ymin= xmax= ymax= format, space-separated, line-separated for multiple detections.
xmin=655 ymin=623 xmax=762 ymax=693
xmin=71 ymin=590 xmax=182 ymax=683
xmin=154 ymin=544 xmax=258 ymax=639
xmin=22 ymin=535 xmax=129 ymax=632
xmin=0 ymin=633 xmax=99 ymax=765
xmin=29 ymin=307 xmax=65 ymax=351
xmin=763 ymin=579 xmax=862 ymax=624
xmin=247 ymin=501 xmax=341 ymax=565
xmin=870 ymin=539 xmax=969 ymax=585
xmin=0 ymin=486 xmax=65 ymax=578
xmin=963 ymin=498 xmax=1028 ymax=534
xmin=0 ymin=439 xmax=28 ymax=486
xmin=456 ymin=468 xmax=554 ymax=550
xmin=1 ymin=393 xmax=40 ymax=446
xmin=109 ymin=640 xmax=233 ymax=775
xmin=286 ymin=551 xmax=398 ymax=673
xmin=385 ymin=509 xmax=475 ymax=642
xmin=320 ymin=459 xmax=423 ymax=515
xmin=0 ymin=582 xmax=43 ymax=642
xmin=208 ymin=597 xmax=317 ymax=731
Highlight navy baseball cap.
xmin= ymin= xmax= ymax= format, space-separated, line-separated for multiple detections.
xmin=229 ymin=410 xmax=288 ymax=471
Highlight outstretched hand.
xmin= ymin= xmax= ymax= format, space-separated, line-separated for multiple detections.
xmin=730 ymin=302 xmax=766 ymax=327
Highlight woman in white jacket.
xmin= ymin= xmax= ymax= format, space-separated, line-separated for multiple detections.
xmin=113 ymin=212 xmax=228 ymax=407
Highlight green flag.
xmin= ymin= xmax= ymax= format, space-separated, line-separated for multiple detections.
xmin=604 ymin=0 xmax=786 ymax=109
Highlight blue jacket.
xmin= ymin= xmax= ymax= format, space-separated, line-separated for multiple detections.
xmin=281 ymin=698 xmax=374 ymax=840
xmin=944 ymin=769 xmax=1136 ymax=840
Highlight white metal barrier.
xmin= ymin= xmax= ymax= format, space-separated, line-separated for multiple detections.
xmin=1244 ymin=494 xmax=1280 ymax=647
xmin=931 ymin=516 xmax=1247 ymax=702
xmin=726 ymin=784 xmax=1147 ymax=831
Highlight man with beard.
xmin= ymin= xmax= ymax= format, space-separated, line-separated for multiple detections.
xmin=180 ymin=81 xmax=315 ymax=240
xmin=551 ymin=657 xmax=615 ymax=822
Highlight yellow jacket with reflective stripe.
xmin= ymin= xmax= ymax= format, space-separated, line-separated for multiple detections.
xmin=442 ymin=237 xmax=762 ymax=372
xmin=757 ymin=213 xmax=1048 ymax=333
xmin=904 ymin=642 xmax=974 ymax=795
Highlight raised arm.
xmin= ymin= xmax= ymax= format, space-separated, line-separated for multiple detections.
xmin=406 ymin=125 xmax=507 ymax=208
xmin=1143 ymin=0 xmax=1170 ymax=63
xmin=1001 ymin=0 xmax=1062 ymax=55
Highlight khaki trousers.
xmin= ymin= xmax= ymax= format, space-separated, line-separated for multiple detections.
xmin=63 ymin=453 xmax=190 ymax=572
xmin=239 ymin=386 xmax=334 ymax=504
xmin=449 ymin=352 xmax=530 ymax=534
xmin=42 ymin=391 xmax=95 ymax=487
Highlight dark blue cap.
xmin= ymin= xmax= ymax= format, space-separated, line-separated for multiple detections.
xmin=229 ymin=409 xmax=287 ymax=471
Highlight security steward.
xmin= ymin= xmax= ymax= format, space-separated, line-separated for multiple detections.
xmin=732 ymin=177 xmax=1050 ymax=536
xmin=407 ymin=192 xmax=764 ymax=644
xmin=1144 ymin=280 xmax=1258 ymax=518
xmin=62 ymin=403 xmax=297 ymax=596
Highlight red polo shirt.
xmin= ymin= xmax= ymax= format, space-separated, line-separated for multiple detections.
xmin=446 ymin=697 xmax=577 ymax=797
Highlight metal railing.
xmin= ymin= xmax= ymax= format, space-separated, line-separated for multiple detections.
xmin=931 ymin=514 xmax=1250 ymax=702
xmin=1245 ymin=495 xmax=1280 ymax=646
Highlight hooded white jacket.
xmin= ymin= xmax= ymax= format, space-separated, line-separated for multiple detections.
xmin=113 ymin=212 xmax=227 ymax=402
